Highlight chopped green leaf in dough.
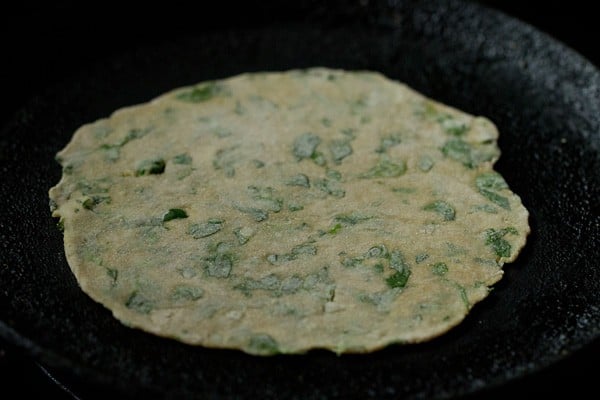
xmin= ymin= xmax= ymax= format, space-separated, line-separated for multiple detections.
xmin=361 ymin=157 xmax=407 ymax=178
xmin=293 ymin=133 xmax=321 ymax=160
xmin=424 ymin=201 xmax=456 ymax=221
xmin=163 ymin=208 xmax=188 ymax=222
xmin=176 ymin=82 xmax=223 ymax=103
xmin=189 ymin=219 xmax=224 ymax=238
xmin=135 ymin=158 xmax=165 ymax=176
xmin=485 ymin=227 xmax=518 ymax=258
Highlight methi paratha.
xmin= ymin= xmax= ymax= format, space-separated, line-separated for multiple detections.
xmin=49 ymin=68 xmax=530 ymax=355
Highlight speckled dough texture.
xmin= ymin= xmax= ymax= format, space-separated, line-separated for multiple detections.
xmin=49 ymin=68 xmax=529 ymax=355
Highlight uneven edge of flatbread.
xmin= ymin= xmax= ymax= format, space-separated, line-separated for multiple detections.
xmin=49 ymin=68 xmax=530 ymax=355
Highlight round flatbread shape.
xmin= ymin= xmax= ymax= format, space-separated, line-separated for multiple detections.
xmin=49 ymin=68 xmax=530 ymax=355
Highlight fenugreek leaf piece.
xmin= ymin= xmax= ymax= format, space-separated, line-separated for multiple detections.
xmin=163 ymin=208 xmax=188 ymax=222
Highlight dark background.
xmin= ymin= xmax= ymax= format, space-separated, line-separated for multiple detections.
xmin=1 ymin=1 xmax=598 ymax=398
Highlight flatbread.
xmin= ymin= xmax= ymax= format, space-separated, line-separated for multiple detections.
xmin=49 ymin=68 xmax=530 ymax=355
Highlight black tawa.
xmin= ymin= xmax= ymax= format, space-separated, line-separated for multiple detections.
xmin=1 ymin=1 xmax=598 ymax=398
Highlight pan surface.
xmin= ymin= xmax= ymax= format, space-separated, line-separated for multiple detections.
xmin=1 ymin=0 xmax=598 ymax=398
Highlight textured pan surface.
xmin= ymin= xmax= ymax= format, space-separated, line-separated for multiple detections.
xmin=1 ymin=0 xmax=598 ymax=398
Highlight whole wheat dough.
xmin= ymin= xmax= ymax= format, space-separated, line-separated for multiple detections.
xmin=49 ymin=68 xmax=530 ymax=355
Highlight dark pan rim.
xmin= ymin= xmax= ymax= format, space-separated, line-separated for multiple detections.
xmin=0 ymin=1 xmax=600 ymax=397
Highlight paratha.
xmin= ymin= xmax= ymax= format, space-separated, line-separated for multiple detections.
xmin=49 ymin=68 xmax=530 ymax=355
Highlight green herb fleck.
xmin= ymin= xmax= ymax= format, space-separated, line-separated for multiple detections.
xmin=80 ymin=243 xmax=103 ymax=265
xmin=62 ymin=164 xmax=74 ymax=174
xmin=479 ymin=190 xmax=510 ymax=210
xmin=366 ymin=245 xmax=388 ymax=259
xmin=432 ymin=262 xmax=449 ymax=276
xmin=106 ymin=268 xmax=118 ymax=285
xmin=120 ymin=127 xmax=152 ymax=146
xmin=476 ymin=172 xmax=510 ymax=210
xmin=135 ymin=158 xmax=165 ymax=176
xmin=176 ymin=168 xmax=193 ymax=180
xmin=247 ymin=334 xmax=280 ymax=355
xmin=376 ymin=134 xmax=401 ymax=153
xmin=302 ymin=267 xmax=331 ymax=290
xmin=163 ymin=208 xmax=188 ymax=222
xmin=213 ymin=127 xmax=232 ymax=138
xmin=389 ymin=250 xmax=409 ymax=272
xmin=252 ymin=159 xmax=265 ymax=168
xmin=445 ymin=242 xmax=467 ymax=257
xmin=176 ymin=82 xmax=221 ymax=103
xmin=321 ymin=117 xmax=332 ymax=127
xmin=314 ymin=178 xmax=345 ymax=198
xmin=293 ymin=133 xmax=321 ymax=160
xmin=266 ymin=254 xmax=295 ymax=265
xmin=415 ymin=100 xmax=439 ymax=118
xmin=247 ymin=185 xmax=283 ymax=212
xmin=386 ymin=269 xmax=411 ymax=289
xmin=260 ymin=273 xmax=281 ymax=290
xmin=472 ymin=204 xmax=498 ymax=214
xmin=418 ymin=155 xmax=435 ymax=172
xmin=438 ymin=116 xmax=469 ymax=136
xmin=171 ymin=285 xmax=204 ymax=302
xmin=233 ymin=226 xmax=254 ymax=245
xmin=281 ymin=275 xmax=304 ymax=294
xmin=82 ymin=195 xmax=111 ymax=210
xmin=81 ymin=198 xmax=94 ymax=210
xmin=326 ymin=169 xmax=342 ymax=181
xmin=286 ymin=173 xmax=310 ymax=188
xmin=350 ymin=96 xmax=368 ymax=114
xmin=485 ymin=227 xmax=518 ymax=258
xmin=415 ymin=253 xmax=429 ymax=263
xmin=340 ymin=255 xmax=364 ymax=268
xmin=205 ymin=252 xmax=233 ymax=278
xmin=92 ymin=124 xmax=113 ymax=139
xmin=288 ymin=203 xmax=304 ymax=212
xmin=328 ymin=223 xmax=342 ymax=234
xmin=392 ymin=187 xmax=416 ymax=194
xmin=235 ymin=273 xmax=282 ymax=294
xmin=267 ymin=242 xmax=317 ymax=265
xmin=291 ymin=243 xmax=317 ymax=257
xmin=75 ymin=178 xmax=111 ymax=195
xmin=459 ymin=285 xmax=469 ymax=308
xmin=99 ymin=127 xmax=152 ymax=161
xmin=373 ymin=263 xmax=385 ymax=273
xmin=358 ymin=288 xmax=401 ymax=311
xmin=237 ymin=206 xmax=269 ymax=222
xmin=334 ymin=212 xmax=372 ymax=226
xmin=213 ymin=146 xmax=239 ymax=177
xmin=329 ymin=140 xmax=353 ymax=163
xmin=172 ymin=153 xmax=192 ymax=164
xmin=441 ymin=138 xmax=475 ymax=168
xmin=442 ymin=137 xmax=497 ymax=168
xmin=361 ymin=157 xmax=407 ymax=178
xmin=189 ymin=219 xmax=223 ymax=238
xmin=424 ymin=200 xmax=456 ymax=221
xmin=340 ymin=127 xmax=357 ymax=139
xmin=476 ymin=172 xmax=509 ymax=191
xmin=125 ymin=291 xmax=153 ymax=314
xmin=310 ymin=151 xmax=327 ymax=166
xmin=179 ymin=266 xmax=199 ymax=279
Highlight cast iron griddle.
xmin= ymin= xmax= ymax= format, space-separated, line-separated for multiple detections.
xmin=0 ymin=0 xmax=598 ymax=398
